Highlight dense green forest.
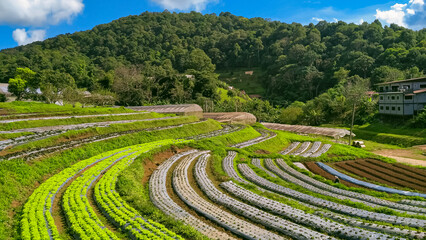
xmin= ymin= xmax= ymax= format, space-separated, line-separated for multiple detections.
xmin=1 ymin=11 xmax=425 ymax=125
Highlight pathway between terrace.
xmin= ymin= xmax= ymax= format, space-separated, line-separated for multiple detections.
xmin=374 ymin=150 xmax=426 ymax=167
xmin=0 ymin=112 xmax=146 ymax=123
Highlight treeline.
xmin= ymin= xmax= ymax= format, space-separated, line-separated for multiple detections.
xmin=0 ymin=11 xmax=425 ymax=124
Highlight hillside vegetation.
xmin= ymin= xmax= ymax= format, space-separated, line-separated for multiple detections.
xmin=1 ymin=12 xmax=425 ymax=107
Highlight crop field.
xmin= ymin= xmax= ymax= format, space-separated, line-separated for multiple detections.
xmin=329 ymin=159 xmax=426 ymax=193
xmin=0 ymin=102 xmax=425 ymax=240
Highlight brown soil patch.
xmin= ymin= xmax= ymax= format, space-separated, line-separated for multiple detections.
xmin=255 ymin=149 xmax=271 ymax=154
xmin=303 ymin=162 xmax=363 ymax=189
xmin=141 ymin=146 xmax=191 ymax=185
xmin=374 ymin=147 xmax=426 ymax=167
xmin=331 ymin=160 xmax=426 ymax=193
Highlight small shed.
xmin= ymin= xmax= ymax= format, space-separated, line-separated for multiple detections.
xmin=126 ymin=104 xmax=203 ymax=118
xmin=203 ymin=112 xmax=256 ymax=125
xmin=245 ymin=71 xmax=254 ymax=75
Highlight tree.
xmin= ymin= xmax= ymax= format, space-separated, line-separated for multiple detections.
xmin=8 ymin=77 xmax=27 ymax=100
xmin=63 ymin=86 xmax=86 ymax=107
xmin=40 ymin=83 xmax=61 ymax=104
xmin=344 ymin=76 xmax=370 ymax=145
xmin=0 ymin=93 xmax=6 ymax=102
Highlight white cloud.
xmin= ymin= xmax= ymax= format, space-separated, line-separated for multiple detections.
xmin=332 ymin=18 xmax=338 ymax=22
xmin=375 ymin=0 xmax=425 ymax=29
xmin=150 ymin=0 xmax=217 ymax=11
xmin=312 ymin=17 xmax=324 ymax=22
xmin=359 ymin=18 xmax=365 ymax=24
xmin=12 ymin=29 xmax=46 ymax=46
xmin=0 ymin=0 xmax=84 ymax=26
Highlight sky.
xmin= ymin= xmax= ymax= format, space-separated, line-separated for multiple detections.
xmin=0 ymin=0 xmax=425 ymax=50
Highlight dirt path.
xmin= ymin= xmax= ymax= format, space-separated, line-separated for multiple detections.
xmin=373 ymin=145 xmax=426 ymax=167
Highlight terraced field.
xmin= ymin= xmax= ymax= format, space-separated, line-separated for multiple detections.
xmin=1 ymin=102 xmax=425 ymax=240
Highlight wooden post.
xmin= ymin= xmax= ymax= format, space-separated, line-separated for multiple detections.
xmin=349 ymin=102 xmax=355 ymax=146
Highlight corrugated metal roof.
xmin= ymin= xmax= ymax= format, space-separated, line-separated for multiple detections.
xmin=375 ymin=77 xmax=426 ymax=85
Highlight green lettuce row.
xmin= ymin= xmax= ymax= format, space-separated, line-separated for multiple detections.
xmin=63 ymin=150 xmax=134 ymax=239
xmin=21 ymin=148 xmax=128 ymax=240
xmin=63 ymin=139 xmax=187 ymax=239
xmin=95 ymin=140 xmax=187 ymax=240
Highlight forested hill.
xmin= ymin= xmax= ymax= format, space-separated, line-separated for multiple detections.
xmin=1 ymin=11 xmax=426 ymax=106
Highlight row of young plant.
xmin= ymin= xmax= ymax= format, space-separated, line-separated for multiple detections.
xmin=0 ymin=102 xmax=133 ymax=119
xmin=4 ymin=116 xmax=199 ymax=161
xmin=288 ymin=142 xmax=311 ymax=156
xmin=265 ymin=158 xmax=420 ymax=215
xmin=255 ymin=159 xmax=426 ymax=238
xmin=116 ymin=125 xmax=268 ymax=240
xmin=15 ymin=121 xmax=223 ymax=239
xmin=0 ymin=112 xmax=143 ymax=124
xmin=221 ymin=150 xmax=418 ymax=239
xmin=273 ymin=158 xmax=426 ymax=214
xmin=220 ymin=181 xmax=398 ymax=240
xmin=172 ymin=151 xmax=283 ymax=240
xmin=238 ymin=163 xmax=426 ymax=228
xmin=252 ymin=158 xmax=276 ymax=178
xmin=148 ymin=150 xmax=233 ymax=240
xmin=63 ymin=140 xmax=187 ymax=239
xmin=13 ymin=120 xmax=222 ymax=239
xmin=238 ymin=158 xmax=426 ymax=239
xmin=231 ymin=129 xmax=277 ymax=148
xmin=195 ymin=153 xmax=331 ymax=240
xmin=94 ymin=140 xmax=189 ymax=240
xmin=20 ymin=148 xmax=127 ymax=239
xmin=0 ymin=111 xmax=158 ymax=131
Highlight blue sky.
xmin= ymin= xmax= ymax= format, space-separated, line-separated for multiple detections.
xmin=0 ymin=0 xmax=425 ymax=50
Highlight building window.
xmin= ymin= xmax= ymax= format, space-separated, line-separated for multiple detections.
xmin=380 ymin=106 xmax=384 ymax=110
xmin=396 ymin=96 xmax=399 ymax=100
xmin=386 ymin=106 xmax=389 ymax=110
xmin=379 ymin=87 xmax=384 ymax=92
xmin=403 ymin=85 xmax=410 ymax=89
xmin=385 ymin=86 xmax=389 ymax=91
xmin=391 ymin=96 xmax=395 ymax=100
xmin=392 ymin=86 xmax=398 ymax=91
xmin=380 ymin=96 xmax=383 ymax=100
xmin=420 ymin=84 xmax=426 ymax=89
xmin=398 ymin=107 xmax=401 ymax=111
xmin=387 ymin=96 xmax=390 ymax=100
xmin=405 ymin=95 xmax=413 ymax=100
xmin=392 ymin=107 xmax=395 ymax=110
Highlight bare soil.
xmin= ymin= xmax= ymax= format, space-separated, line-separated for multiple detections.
xmin=255 ymin=149 xmax=271 ymax=154
xmin=303 ymin=162 xmax=363 ymax=189
xmin=373 ymin=145 xmax=426 ymax=167
xmin=331 ymin=160 xmax=426 ymax=193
